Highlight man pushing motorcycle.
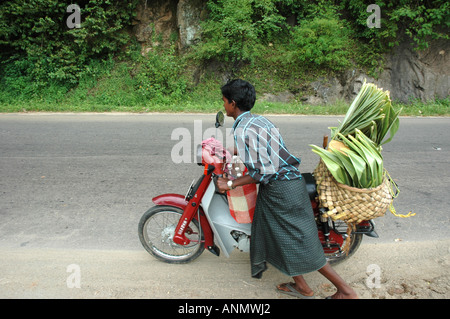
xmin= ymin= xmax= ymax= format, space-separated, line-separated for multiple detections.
xmin=216 ymin=79 xmax=358 ymax=299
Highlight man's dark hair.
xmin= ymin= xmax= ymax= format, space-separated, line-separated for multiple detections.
xmin=221 ymin=79 xmax=256 ymax=112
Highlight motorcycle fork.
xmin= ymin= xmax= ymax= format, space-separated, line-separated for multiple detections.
xmin=172 ymin=164 xmax=215 ymax=246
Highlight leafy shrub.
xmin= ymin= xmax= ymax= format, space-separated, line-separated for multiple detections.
xmin=339 ymin=0 xmax=450 ymax=51
xmin=134 ymin=45 xmax=188 ymax=104
xmin=0 ymin=0 xmax=139 ymax=90
xmin=290 ymin=17 xmax=354 ymax=72
xmin=194 ymin=0 xmax=259 ymax=64
xmin=194 ymin=0 xmax=358 ymax=74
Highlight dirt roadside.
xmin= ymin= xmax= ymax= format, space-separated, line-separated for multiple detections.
xmin=0 ymin=239 xmax=448 ymax=299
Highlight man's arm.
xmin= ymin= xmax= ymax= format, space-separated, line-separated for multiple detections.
xmin=216 ymin=175 xmax=256 ymax=193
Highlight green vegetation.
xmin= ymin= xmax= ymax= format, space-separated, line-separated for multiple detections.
xmin=0 ymin=0 xmax=448 ymax=115
xmin=311 ymin=83 xmax=400 ymax=188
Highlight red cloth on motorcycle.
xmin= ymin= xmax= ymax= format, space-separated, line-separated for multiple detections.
xmin=227 ymin=183 xmax=257 ymax=223
xmin=202 ymin=138 xmax=257 ymax=223
xmin=225 ymin=158 xmax=257 ymax=224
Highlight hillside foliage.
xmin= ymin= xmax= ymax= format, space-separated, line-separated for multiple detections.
xmin=0 ymin=0 xmax=448 ymax=107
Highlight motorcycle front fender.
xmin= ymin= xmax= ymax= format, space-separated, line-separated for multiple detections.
xmin=152 ymin=193 xmax=215 ymax=247
xmin=152 ymin=193 xmax=188 ymax=210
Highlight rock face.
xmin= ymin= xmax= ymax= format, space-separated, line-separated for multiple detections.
xmin=385 ymin=38 xmax=449 ymax=103
xmin=300 ymin=38 xmax=449 ymax=105
xmin=177 ymin=0 xmax=206 ymax=49
xmin=133 ymin=0 xmax=205 ymax=53
xmin=133 ymin=0 xmax=178 ymax=52
xmin=133 ymin=0 xmax=449 ymax=104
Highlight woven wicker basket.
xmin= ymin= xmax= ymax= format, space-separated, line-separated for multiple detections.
xmin=313 ymin=160 xmax=392 ymax=224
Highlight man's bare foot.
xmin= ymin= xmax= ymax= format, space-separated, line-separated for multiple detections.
xmin=326 ymin=290 xmax=359 ymax=299
xmin=277 ymin=282 xmax=314 ymax=298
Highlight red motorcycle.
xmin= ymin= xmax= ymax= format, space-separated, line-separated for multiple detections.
xmin=138 ymin=112 xmax=378 ymax=265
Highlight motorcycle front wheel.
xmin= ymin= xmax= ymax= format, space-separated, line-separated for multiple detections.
xmin=138 ymin=205 xmax=205 ymax=264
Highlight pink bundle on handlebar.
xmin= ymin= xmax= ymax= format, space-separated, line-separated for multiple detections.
xmin=201 ymin=137 xmax=232 ymax=164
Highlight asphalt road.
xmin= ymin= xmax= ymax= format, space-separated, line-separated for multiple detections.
xmin=0 ymin=113 xmax=449 ymax=299
xmin=1 ymin=113 xmax=449 ymax=250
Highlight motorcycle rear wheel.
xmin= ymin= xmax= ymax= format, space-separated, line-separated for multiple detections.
xmin=325 ymin=231 xmax=363 ymax=266
xmin=138 ymin=205 xmax=205 ymax=264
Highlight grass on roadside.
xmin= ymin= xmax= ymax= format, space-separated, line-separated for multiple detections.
xmin=1 ymin=55 xmax=448 ymax=116
xmin=0 ymin=97 xmax=448 ymax=117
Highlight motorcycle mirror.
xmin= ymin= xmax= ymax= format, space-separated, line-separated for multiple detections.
xmin=215 ymin=111 xmax=225 ymax=128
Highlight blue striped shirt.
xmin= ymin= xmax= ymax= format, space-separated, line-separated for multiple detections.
xmin=232 ymin=111 xmax=302 ymax=184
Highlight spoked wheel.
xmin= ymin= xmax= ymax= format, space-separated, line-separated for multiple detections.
xmin=319 ymin=220 xmax=363 ymax=266
xmin=138 ymin=205 xmax=205 ymax=264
